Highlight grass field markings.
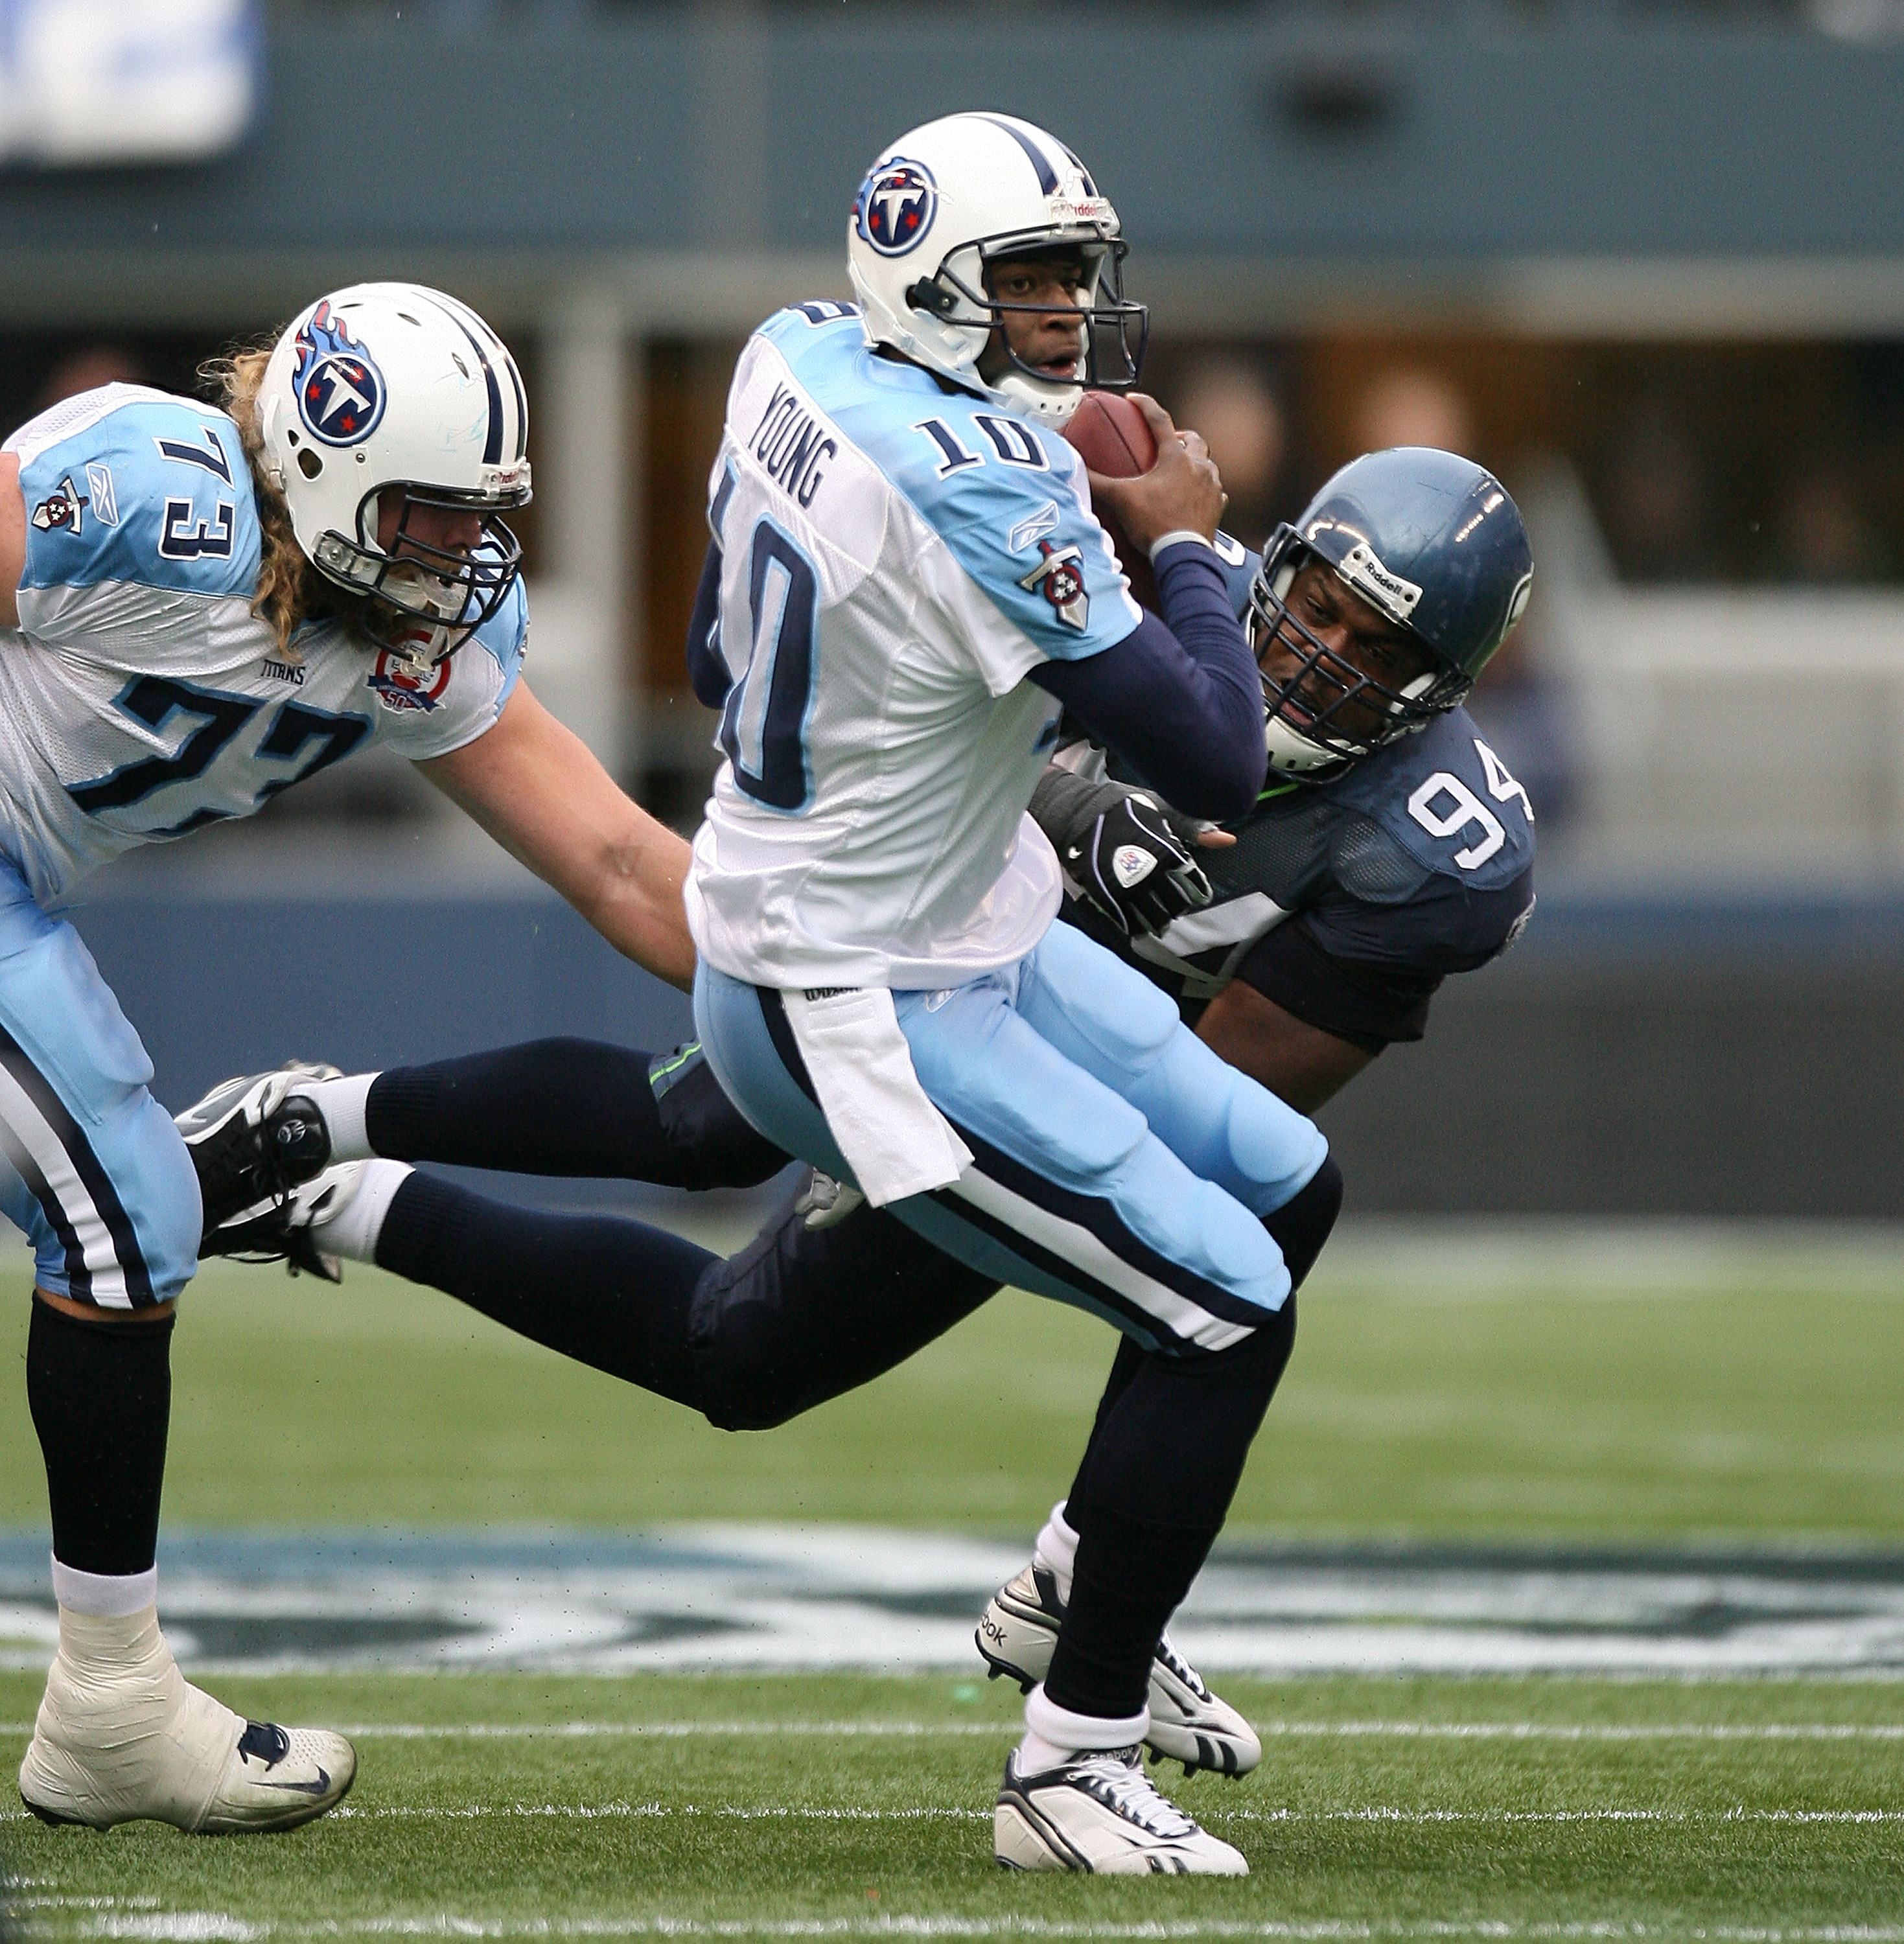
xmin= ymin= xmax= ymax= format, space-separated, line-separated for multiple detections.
xmin=37 ymin=1718 xmax=1880 ymax=1744
xmin=298 ymin=1803 xmax=1904 ymax=1826
xmin=45 ymin=1920 xmax=1904 ymax=1943
xmin=329 ymin=1722 xmax=1022 ymax=1741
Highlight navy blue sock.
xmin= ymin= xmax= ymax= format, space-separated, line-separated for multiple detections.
xmin=366 ymin=1037 xmax=787 ymax=1190
xmin=28 ymin=1299 xmax=172 ymax=1578
xmin=374 ymin=1170 xmax=717 ymax=1409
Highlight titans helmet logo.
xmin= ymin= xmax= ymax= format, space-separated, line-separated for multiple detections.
xmin=855 ymin=159 xmax=937 ymax=258
xmin=293 ymin=301 xmax=388 ymax=447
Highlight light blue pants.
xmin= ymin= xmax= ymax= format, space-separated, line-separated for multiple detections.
xmin=695 ymin=919 xmax=1327 ymax=1355
xmin=0 ymin=855 xmax=199 ymax=1308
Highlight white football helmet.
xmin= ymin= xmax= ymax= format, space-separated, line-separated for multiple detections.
xmin=257 ymin=283 xmax=531 ymax=664
xmin=846 ymin=112 xmax=1147 ymax=426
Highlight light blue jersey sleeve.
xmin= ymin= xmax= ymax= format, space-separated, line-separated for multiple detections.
xmin=873 ymin=396 xmax=1142 ymax=664
xmin=469 ymin=573 xmax=529 ymax=714
xmin=758 ymin=312 xmax=1142 ymax=667
xmin=12 ymin=391 xmax=261 ymax=603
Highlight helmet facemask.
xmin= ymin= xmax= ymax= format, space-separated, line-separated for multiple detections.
xmin=310 ymin=479 xmax=529 ymax=669
xmin=906 ymin=229 xmax=1148 ymax=423
xmin=1248 ymin=536 xmax=1469 ymax=775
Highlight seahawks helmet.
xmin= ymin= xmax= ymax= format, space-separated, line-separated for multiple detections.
xmin=1249 ymin=447 xmax=1533 ymax=774
xmin=257 ymin=283 xmax=531 ymax=665
xmin=846 ymin=111 xmax=1148 ymax=426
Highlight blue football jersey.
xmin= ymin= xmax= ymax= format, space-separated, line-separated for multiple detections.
xmin=1 ymin=384 xmax=527 ymax=903
xmin=1089 ymin=705 xmax=1536 ymax=1008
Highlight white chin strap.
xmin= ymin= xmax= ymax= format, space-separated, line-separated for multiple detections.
xmin=990 ymin=367 xmax=1084 ymax=427
xmin=1264 ymin=714 xmax=1345 ymax=774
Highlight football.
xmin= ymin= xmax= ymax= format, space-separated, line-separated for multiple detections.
xmin=1064 ymin=392 xmax=1161 ymax=609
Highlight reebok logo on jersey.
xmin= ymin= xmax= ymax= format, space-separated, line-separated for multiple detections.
xmin=1008 ymin=500 xmax=1060 ymax=554
xmin=30 ymin=476 xmax=87 ymax=537
xmin=1018 ymin=538 xmax=1089 ymax=631
xmin=85 ymin=464 xmax=119 ymax=527
xmin=1111 ymin=846 xmax=1157 ymax=888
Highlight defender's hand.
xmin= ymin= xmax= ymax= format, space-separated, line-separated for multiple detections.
xmin=1087 ymin=395 xmax=1228 ymax=556
xmin=1069 ymin=789 xmax=1215 ymax=938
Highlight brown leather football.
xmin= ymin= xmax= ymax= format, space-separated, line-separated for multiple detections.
xmin=1063 ymin=393 xmax=1160 ymax=610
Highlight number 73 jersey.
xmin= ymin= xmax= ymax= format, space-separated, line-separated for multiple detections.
xmin=0 ymin=384 xmax=524 ymax=905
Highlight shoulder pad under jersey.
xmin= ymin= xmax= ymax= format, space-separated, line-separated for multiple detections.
xmin=9 ymin=385 xmax=261 ymax=603
xmin=1310 ymin=705 xmax=1535 ymax=894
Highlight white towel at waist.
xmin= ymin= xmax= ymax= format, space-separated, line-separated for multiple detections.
xmin=780 ymin=986 xmax=972 ymax=1208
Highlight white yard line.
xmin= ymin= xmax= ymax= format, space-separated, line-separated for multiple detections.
xmin=60 ymin=1915 xmax=1904 ymax=1943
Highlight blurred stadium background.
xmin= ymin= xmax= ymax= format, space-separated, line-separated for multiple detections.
xmin=5 ymin=3 xmax=1904 ymax=1932
xmin=8 ymin=0 xmax=1904 ymax=1217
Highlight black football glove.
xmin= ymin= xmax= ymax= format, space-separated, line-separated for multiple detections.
xmin=1030 ymin=769 xmax=1214 ymax=938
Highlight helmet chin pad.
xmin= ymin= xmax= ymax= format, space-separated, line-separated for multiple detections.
xmin=312 ymin=483 xmax=525 ymax=665
xmin=1264 ymin=713 xmax=1352 ymax=774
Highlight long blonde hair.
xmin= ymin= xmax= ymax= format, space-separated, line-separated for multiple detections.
xmin=200 ymin=344 xmax=328 ymax=654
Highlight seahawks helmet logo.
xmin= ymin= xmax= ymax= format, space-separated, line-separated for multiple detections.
xmin=293 ymin=301 xmax=388 ymax=447
xmin=855 ymin=159 xmax=937 ymax=257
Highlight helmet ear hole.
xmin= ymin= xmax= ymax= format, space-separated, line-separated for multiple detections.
xmin=296 ymin=448 xmax=323 ymax=481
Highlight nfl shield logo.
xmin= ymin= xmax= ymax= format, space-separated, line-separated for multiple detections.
xmin=855 ymin=159 xmax=937 ymax=257
xmin=293 ymin=300 xmax=388 ymax=447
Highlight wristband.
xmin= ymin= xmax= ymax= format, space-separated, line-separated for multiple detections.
xmin=1148 ymin=530 xmax=1218 ymax=563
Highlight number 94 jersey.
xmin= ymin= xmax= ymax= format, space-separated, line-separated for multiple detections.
xmin=1 ymin=385 xmax=525 ymax=905
xmin=1089 ymin=704 xmax=1536 ymax=1016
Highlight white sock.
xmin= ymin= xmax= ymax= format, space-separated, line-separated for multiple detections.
xmin=1019 ymin=1684 xmax=1150 ymax=1773
xmin=51 ymin=1556 xmax=157 ymax=1618
xmin=1033 ymin=1501 xmax=1080 ymax=1603
xmin=301 ymin=1073 xmax=378 ymax=1162
xmin=311 ymin=1158 xmax=412 ymax=1263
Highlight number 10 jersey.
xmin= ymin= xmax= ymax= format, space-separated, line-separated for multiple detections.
xmin=685 ymin=306 xmax=1144 ymax=993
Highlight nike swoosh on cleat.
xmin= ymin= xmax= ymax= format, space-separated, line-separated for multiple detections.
xmin=253 ymin=1768 xmax=332 ymax=1795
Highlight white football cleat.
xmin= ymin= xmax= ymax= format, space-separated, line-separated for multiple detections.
xmin=977 ymin=1562 xmax=1262 ymax=1778
xmin=995 ymin=1744 xmax=1248 ymax=1875
xmin=19 ymin=1606 xmax=355 ymax=1833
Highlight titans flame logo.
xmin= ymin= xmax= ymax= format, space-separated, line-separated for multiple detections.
xmin=294 ymin=301 xmax=388 ymax=448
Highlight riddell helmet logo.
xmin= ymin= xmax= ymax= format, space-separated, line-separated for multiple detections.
xmin=294 ymin=301 xmax=388 ymax=447
xmin=855 ymin=159 xmax=937 ymax=257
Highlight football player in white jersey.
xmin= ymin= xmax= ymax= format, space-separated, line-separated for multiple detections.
xmin=0 ymin=283 xmax=692 ymax=1834
xmin=673 ymin=110 xmax=1342 ymax=1875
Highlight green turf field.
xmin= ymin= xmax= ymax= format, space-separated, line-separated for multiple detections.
xmin=5 ymin=1671 xmax=1903 ymax=1938
xmin=2 ymin=1227 xmax=1901 ymax=1538
xmin=2 ymin=1227 xmax=1902 ymax=1937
